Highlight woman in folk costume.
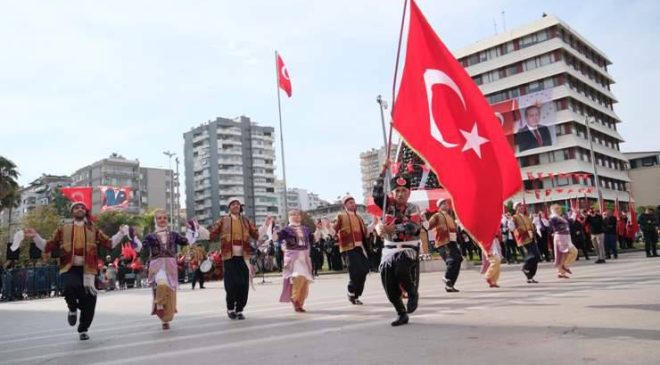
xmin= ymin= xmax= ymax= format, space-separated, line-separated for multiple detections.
xmin=267 ymin=210 xmax=314 ymax=312
xmin=136 ymin=209 xmax=207 ymax=330
xmin=481 ymin=233 xmax=503 ymax=288
xmin=549 ymin=204 xmax=578 ymax=279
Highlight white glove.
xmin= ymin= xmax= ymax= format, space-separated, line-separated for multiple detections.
xmin=84 ymin=274 xmax=98 ymax=296
xmin=119 ymin=224 xmax=130 ymax=236
xmin=11 ymin=230 xmax=24 ymax=251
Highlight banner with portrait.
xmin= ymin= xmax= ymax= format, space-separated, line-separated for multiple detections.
xmin=99 ymin=186 xmax=132 ymax=212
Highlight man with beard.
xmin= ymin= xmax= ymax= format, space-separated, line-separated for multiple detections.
xmin=17 ymin=201 xmax=130 ymax=340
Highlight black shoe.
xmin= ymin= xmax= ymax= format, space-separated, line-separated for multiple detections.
xmin=227 ymin=311 xmax=237 ymax=320
xmin=200 ymin=286 xmax=206 ymax=289
xmin=614 ymin=255 xmax=618 ymax=259
xmin=391 ymin=313 xmax=409 ymax=327
xmin=67 ymin=311 xmax=77 ymax=327
xmin=236 ymin=312 xmax=245 ymax=320
xmin=445 ymin=286 xmax=460 ymax=293
xmin=79 ymin=332 xmax=89 ymax=341
xmin=595 ymin=259 xmax=606 ymax=264
xmin=647 ymin=254 xmax=652 ymax=258
xmin=407 ymin=293 xmax=418 ymax=314
xmin=527 ymin=279 xmax=539 ymax=284
xmin=348 ymin=294 xmax=357 ymax=305
xmin=353 ymin=299 xmax=364 ymax=305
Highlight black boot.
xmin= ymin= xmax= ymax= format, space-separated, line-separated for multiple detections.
xmin=391 ymin=313 xmax=409 ymax=327
xmin=67 ymin=311 xmax=77 ymax=326
xmin=406 ymin=293 xmax=418 ymax=314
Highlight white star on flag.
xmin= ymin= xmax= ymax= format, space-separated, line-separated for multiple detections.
xmin=460 ymin=123 xmax=489 ymax=158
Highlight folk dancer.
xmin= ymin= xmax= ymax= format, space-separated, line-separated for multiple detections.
xmin=208 ymin=197 xmax=258 ymax=320
xmin=512 ymin=202 xmax=540 ymax=284
xmin=373 ymin=169 xmax=422 ymax=326
xmin=428 ymin=199 xmax=462 ymax=292
xmin=333 ymin=195 xmax=370 ymax=305
xmin=17 ymin=201 xmax=131 ymax=340
xmin=548 ymin=204 xmax=578 ymax=279
xmin=136 ymin=209 xmax=206 ymax=330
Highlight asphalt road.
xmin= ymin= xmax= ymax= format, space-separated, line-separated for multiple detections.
xmin=1 ymin=251 xmax=659 ymax=365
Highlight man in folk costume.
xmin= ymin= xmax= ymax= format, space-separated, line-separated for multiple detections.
xmin=428 ymin=198 xmax=462 ymax=292
xmin=512 ymin=202 xmax=540 ymax=284
xmin=190 ymin=243 xmax=208 ymax=290
xmin=333 ymin=195 xmax=370 ymax=305
xmin=135 ymin=209 xmax=206 ymax=330
xmin=208 ymin=197 xmax=259 ymax=320
xmin=18 ymin=201 xmax=130 ymax=341
xmin=267 ymin=210 xmax=314 ymax=312
xmin=373 ymin=169 xmax=422 ymax=327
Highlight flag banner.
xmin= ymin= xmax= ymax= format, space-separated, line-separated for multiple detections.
xmin=61 ymin=187 xmax=93 ymax=210
xmin=392 ymin=0 xmax=521 ymax=250
xmin=277 ymin=53 xmax=292 ymax=97
xmin=99 ymin=186 xmax=131 ymax=212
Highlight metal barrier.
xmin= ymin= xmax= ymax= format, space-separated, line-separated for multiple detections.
xmin=0 ymin=266 xmax=62 ymax=301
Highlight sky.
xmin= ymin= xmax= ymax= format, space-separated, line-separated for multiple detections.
xmin=1 ymin=0 xmax=658 ymax=205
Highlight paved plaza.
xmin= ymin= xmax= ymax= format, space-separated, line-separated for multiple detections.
xmin=1 ymin=251 xmax=659 ymax=365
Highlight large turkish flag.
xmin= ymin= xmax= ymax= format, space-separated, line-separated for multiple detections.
xmin=392 ymin=0 xmax=521 ymax=250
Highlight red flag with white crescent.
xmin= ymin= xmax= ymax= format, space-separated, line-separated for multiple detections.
xmin=277 ymin=53 xmax=292 ymax=97
xmin=391 ymin=0 xmax=521 ymax=250
xmin=60 ymin=187 xmax=93 ymax=210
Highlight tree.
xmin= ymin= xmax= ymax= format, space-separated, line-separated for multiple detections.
xmin=0 ymin=186 xmax=21 ymax=264
xmin=505 ymin=200 xmax=514 ymax=214
xmin=50 ymin=187 xmax=72 ymax=218
xmin=300 ymin=211 xmax=316 ymax=232
xmin=0 ymin=156 xmax=20 ymax=201
xmin=20 ymin=206 xmax=61 ymax=266
xmin=95 ymin=211 xmax=143 ymax=259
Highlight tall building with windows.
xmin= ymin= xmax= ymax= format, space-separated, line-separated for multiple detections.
xmin=455 ymin=14 xmax=630 ymax=210
xmin=624 ymin=151 xmax=660 ymax=207
xmin=183 ymin=116 xmax=278 ymax=226
xmin=360 ymin=144 xmax=398 ymax=204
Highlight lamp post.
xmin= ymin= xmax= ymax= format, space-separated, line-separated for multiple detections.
xmin=584 ymin=115 xmax=603 ymax=211
xmin=163 ymin=151 xmax=176 ymax=230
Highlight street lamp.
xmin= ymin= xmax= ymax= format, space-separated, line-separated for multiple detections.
xmin=163 ymin=151 xmax=176 ymax=230
xmin=584 ymin=115 xmax=603 ymax=211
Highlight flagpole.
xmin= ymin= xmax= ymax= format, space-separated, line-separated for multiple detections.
xmin=275 ymin=50 xmax=289 ymax=220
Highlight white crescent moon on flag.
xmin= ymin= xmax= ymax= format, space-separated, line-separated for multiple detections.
xmin=495 ymin=112 xmax=504 ymax=126
xmin=280 ymin=65 xmax=290 ymax=81
xmin=423 ymin=69 xmax=465 ymax=148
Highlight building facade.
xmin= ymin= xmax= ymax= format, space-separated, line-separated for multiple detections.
xmin=624 ymin=151 xmax=660 ymax=207
xmin=360 ymin=144 xmax=398 ymax=204
xmin=183 ymin=116 xmax=278 ymax=226
xmin=70 ymin=154 xmax=178 ymax=216
xmin=455 ymin=15 xmax=630 ymax=211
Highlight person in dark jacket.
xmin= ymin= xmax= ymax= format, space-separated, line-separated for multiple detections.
xmin=639 ymin=208 xmax=658 ymax=257
xmin=569 ymin=214 xmax=589 ymax=260
xmin=603 ymin=210 xmax=618 ymax=259
xmin=586 ymin=209 xmax=606 ymax=263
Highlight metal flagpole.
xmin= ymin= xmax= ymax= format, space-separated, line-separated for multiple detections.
xmin=275 ymin=50 xmax=289 ymax=221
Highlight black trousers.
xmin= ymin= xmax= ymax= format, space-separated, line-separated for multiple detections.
xmin=192 ymin=268 xmax=205 ymax=288
xmin=521 ymin=242 xmax=540 ymax=279
xmin=505 ymin=239 xmax=519 ymax=263
xmin=537 ymin=233 xmax=552 ymax=261
xmin=439 ymin=242 xmax=463 ymax=287
xmin=380 ymin=254 xmax=416 ymax=315
xmin=643 ymin=230 xmax=658 ymax=256
xmin=61 ymin=266 xmax=97 ymax=333
xmin=223 ymin=257 xmax=249 ymax=312
xmin=331 ymin=246 xmax=343 ymax=271
xmin=345 ymin=249 xmax=370 ymax=298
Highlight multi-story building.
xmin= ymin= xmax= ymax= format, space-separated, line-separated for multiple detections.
xmin=274 ymin=180 xmax=330 ymax=221
xmin=624 ymin=151 xmax=660 ymax=207
xmin=183 ymin=116 xmax=278 ymax=226
xmin=0 ymin=174 xmax=72 ymax=237
xmin=71 ymin=154 xmax=178 ymax=216
xmin=455 ymin=14 xmax=630 ymax=211
xmin=360 ymin=144 xmax=398 ymax=204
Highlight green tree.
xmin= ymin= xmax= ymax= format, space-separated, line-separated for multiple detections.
xmin=505 ymin=200 xmax=514 ymax=214
xmin=300 ymin=211 xmax=316 ymax=232
xmin=0 ymin=186 xmax=21 ymax=264
xmin=0 ymin=156 xmax=19 ymax=201
xmin=50 ymin=187 xmax=72 ymax=218
xmin=21 ymin=206 xmax=62 ymax=266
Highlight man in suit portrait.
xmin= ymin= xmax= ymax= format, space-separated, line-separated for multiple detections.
xmin=515 ymin=105 xmax=553 ymax=152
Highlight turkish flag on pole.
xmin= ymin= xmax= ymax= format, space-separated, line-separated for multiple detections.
xmin=392 ymin=0 xmax=521 ymax=250
xmin=60 ymin=187 xmax=93 ymax=210
xmin=276 ymin=52 xmax=292 ymax=97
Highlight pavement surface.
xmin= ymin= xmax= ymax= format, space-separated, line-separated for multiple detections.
xmin=1 ymin=251 xmax=659 ymax=365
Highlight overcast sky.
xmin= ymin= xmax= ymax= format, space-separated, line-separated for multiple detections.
xmin=1 ymin=0 xmax=658 ymax=204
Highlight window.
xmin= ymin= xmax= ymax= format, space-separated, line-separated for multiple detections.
xmin=642 ymin=157 xmax=657 ymax=166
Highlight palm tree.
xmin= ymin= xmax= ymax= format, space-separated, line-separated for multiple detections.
xmin=0 ymin=156 xmax=20 ymax=201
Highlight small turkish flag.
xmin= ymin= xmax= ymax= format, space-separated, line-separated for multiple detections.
xmin=392 ymin=0 xmax=521 ymax=250
xmin=276 ymin=53 xmax=292 ymax=97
